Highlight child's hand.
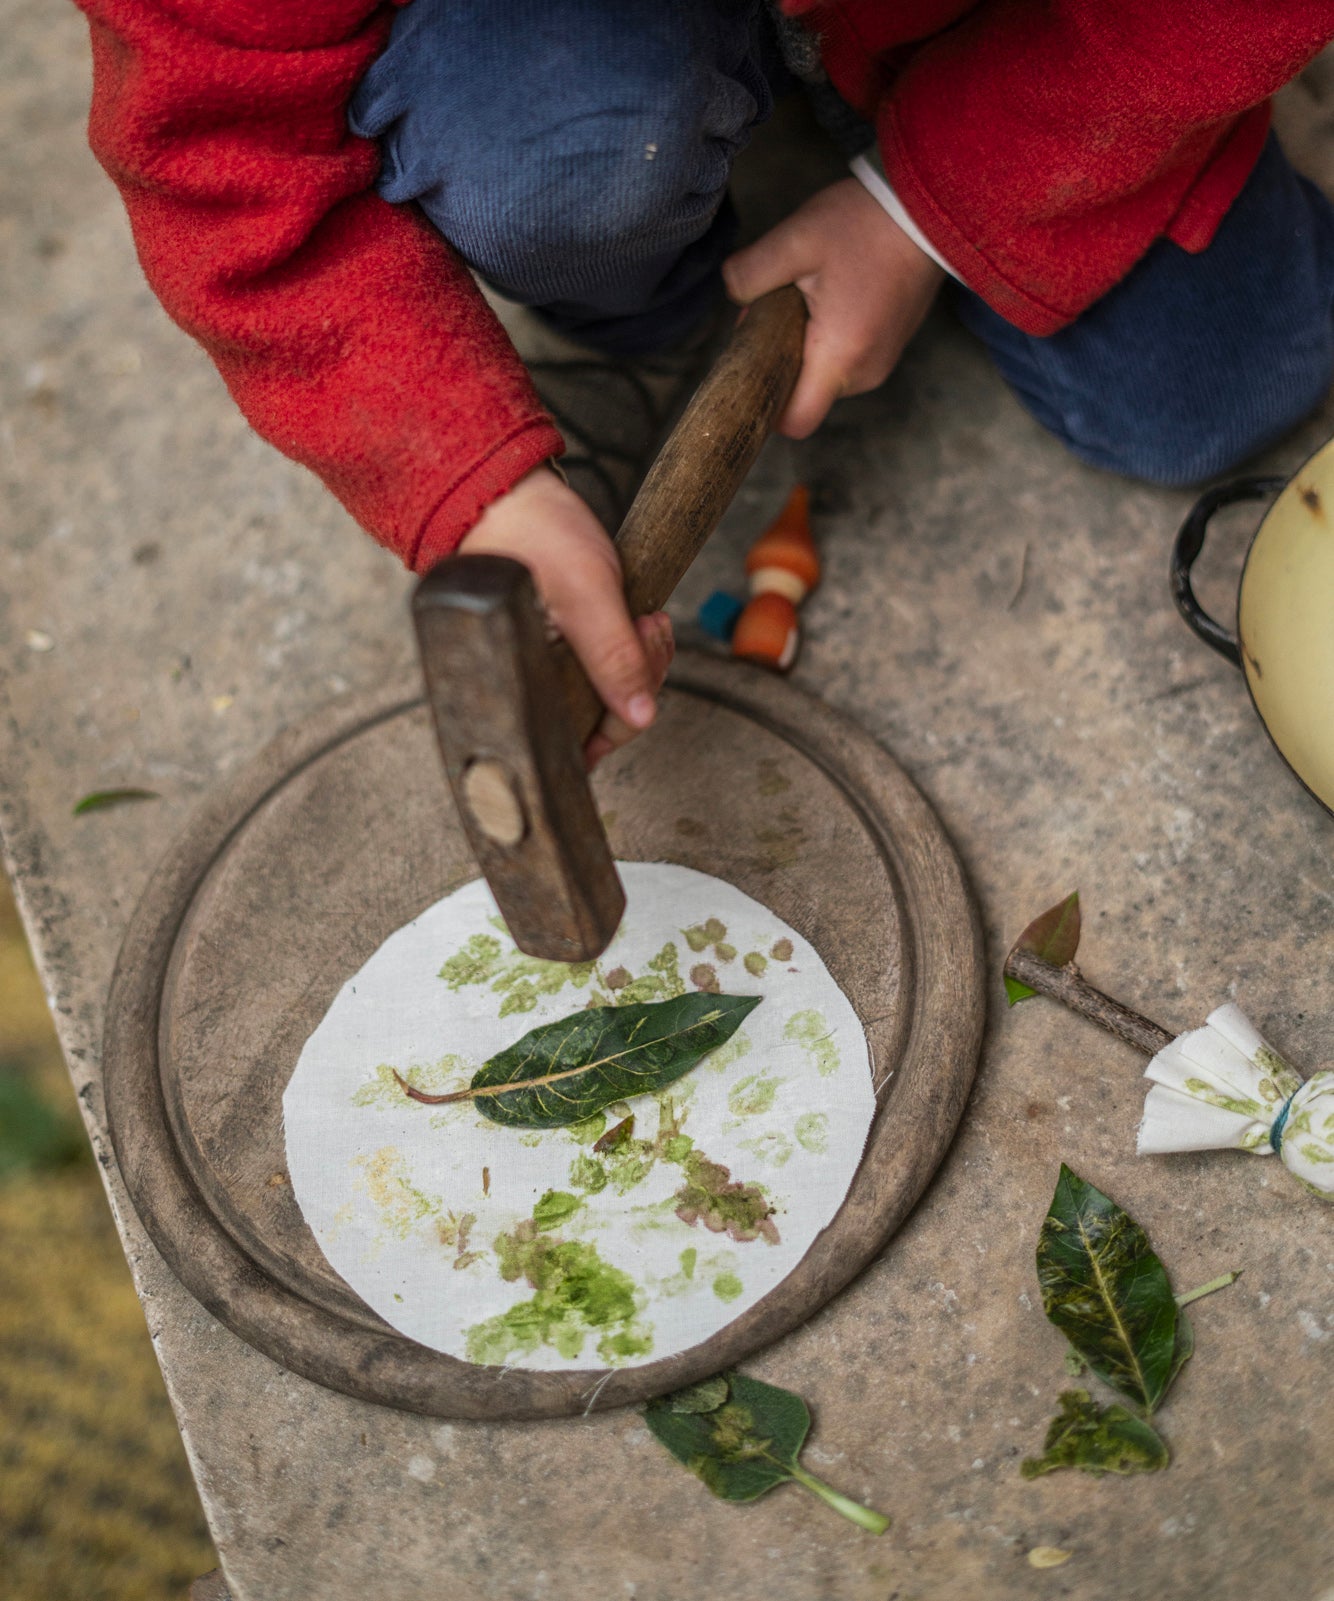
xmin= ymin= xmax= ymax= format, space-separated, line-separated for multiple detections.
xmin=723 ymin=178 xmax=945 ymax=438
xmin=456 ymin=465 xmax=674 ymax=768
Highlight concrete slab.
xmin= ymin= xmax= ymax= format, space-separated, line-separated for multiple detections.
xmin=3 ymin=7 xmax=1332 ymax=1599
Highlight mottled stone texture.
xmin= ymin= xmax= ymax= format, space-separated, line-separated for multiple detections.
xmin=3 ymin=6 xmax=1333 ymax=1599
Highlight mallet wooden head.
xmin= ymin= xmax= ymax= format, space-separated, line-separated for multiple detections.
xmin=413 ymin=555 xmax=623 ymax=963
xmin=413 ymin=285 xmax=809 ymax=964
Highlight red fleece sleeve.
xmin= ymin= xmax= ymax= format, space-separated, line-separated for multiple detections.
xmin=870 ymin=1 xmax=1334 ymax=334
xmin=79 ymin=0 xmax=563 ymax=570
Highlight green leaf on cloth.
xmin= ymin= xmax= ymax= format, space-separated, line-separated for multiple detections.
xmin=1004 ymin=891 xmax=1081 ymax=1004
xmin=1036 ymin=1165 xmax=1177 ymax=1413
xmin=398 ymin=993 xmax=761 ymax=1128
xmin=645 ymin=1372 xmax=889 ymax=1535
xmin=1020 ymin=1390 xmax=1169 ymax=1479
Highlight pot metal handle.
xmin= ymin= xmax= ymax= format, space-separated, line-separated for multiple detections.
xmin=1171 ymin=477 xmax=1286 ymax=668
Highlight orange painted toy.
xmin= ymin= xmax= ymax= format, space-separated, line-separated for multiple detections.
xmin=731 ymin=484 xmax=820 ymax=671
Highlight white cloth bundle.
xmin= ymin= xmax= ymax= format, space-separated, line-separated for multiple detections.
xmin=1137 ymin=1003 xmax=1334 ymax=1198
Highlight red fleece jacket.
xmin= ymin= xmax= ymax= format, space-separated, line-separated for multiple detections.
xmin=77 ymin=0 xmax=1334 ymax=571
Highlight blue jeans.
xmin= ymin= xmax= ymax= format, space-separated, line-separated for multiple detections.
xmin=350 ymin=1 xmax=1334 ymax=486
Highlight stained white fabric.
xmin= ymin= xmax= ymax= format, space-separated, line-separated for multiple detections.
xmin=283 ymin=863 xmax=876 ymax=1369
xmin=1137 ymin=1002 xmax=1334 ymax=1198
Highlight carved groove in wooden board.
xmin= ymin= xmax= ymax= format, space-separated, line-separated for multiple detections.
xmin=103 ymin=652 xmax=985 ymax=1420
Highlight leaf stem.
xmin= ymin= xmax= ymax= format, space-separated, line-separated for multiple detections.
xmin=1175 ymin=1270 xmax=1241 ymax=1309
xmin=1002 ymin=949 xmax=1174 ymax=1057
xmin=786 ymin=1463 xmax=890 ymax=1535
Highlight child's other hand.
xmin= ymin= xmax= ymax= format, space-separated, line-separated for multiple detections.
xmin=722 ymin=178 xmax=945 ymax=438
xmin=456 ymin=465 xmax=673 ymax=769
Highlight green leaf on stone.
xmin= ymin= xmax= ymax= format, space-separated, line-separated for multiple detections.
xmin=0 ymin=1069 xmax=87 ymax=1181
xmin=399 ymin=993 xmax=761 ymax=1128
xmin=1166 ymin=1306 xmax=1194 ymax=1392
xmin=72 ymin=787 xmax=159 ymax=816
xmin=1020 ymin=1390 xmax=1169 ymax=1479
xmin=645 ymin=1372 xmax=889 ymax=1535
xmin=1036 ymin=1165 xmax=1177 ymax=1414
xmin=1005 ymin=890 xmax=1081 ymax=1004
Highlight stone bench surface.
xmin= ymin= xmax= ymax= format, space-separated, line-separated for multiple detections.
xmin=3 ymin=11 xmax=1332 ymax=1600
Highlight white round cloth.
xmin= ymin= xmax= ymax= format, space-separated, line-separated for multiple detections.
xmin=284 ymin=862 xmax=874 ymax=1370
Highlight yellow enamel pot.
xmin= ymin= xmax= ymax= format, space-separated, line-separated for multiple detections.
xmin=1173 ymin=438 xmax=1334 ymax=815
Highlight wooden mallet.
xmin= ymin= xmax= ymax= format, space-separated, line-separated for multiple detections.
xmin=412 ymin=286 xmax=808 ymax=964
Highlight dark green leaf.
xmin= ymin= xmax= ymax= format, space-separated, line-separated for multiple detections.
xmin=0 ymin=1069 xmax=87 ymax=1181
xmin=1166 ymin=1306 xmax=1194 ymax=1391
xmin=72 ymin=788 xmax=159 ymax=815
xmin=403 ymin=993 xmax=760 ymax=1128
xmin=645 ymin=1372 xmax=889 ymax=1535
xmin=1036 ymin=1166 xmax=1177 ymax=1413
xmin=1021 ymin=1390 xmax=1169 ymax=1479
xmin=1005 ymin=891 xmax=1080 ymax=1005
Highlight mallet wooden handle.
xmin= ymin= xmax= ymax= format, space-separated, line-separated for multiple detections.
xmin=554 ymin=284 xmax=808 ymax=741
xmin=414 ymin=284 xmax=807 ymax=961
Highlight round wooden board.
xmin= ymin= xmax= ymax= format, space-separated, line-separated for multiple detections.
xmin=104 ymin=652 xmax=984 ymax=1420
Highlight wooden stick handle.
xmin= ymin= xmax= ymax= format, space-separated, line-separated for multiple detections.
xmin=1004 ymin=948 xmax=1175 ymax=1057
xmin=557 ymin=285 xmax=808 ymax=742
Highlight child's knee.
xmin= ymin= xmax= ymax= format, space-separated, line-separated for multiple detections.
xmin=1080 ymin=339 xmax=1334 ymax=488
xmin=445 ymin=134 xmax=711 ymax=305
xmin=352 ymin=0 xmax=757 ymax=309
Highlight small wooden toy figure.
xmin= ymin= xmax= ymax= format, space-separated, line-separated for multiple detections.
xmin=731 ymin=484 xmax=820 ymax=672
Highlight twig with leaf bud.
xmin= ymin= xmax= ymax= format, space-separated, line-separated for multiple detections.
xmin=1004 ymin=893 xmax=1334 ymax=1198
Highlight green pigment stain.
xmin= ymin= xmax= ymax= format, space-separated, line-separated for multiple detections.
xmin=683 ymin=918 xmax=728 ymax=954
xmin=794 ymin=1111 xmax=829 ymax=1154
xmin=568 ymin=1154 xmax=608 ymax=1195
xmin=438 ymin=934 xmax=504 ymax=989
xmin=465 ymin=1219 xmax=650 ymax=1365
xmin=606 ymin=1149 xmax=655 ymax=1194
xmin=785 ymin=1009 xmax=839 ymax=1077
xmin=757 ymin=759 xmax=791 ymax=797
xmin=743 ymin=951 xmax=768 ymax=977
xmin=752 ymin=812 xmax=806 ymax=871
xmin=611 ymin=941 xmax=686 ymax=1006
xmin=712 ymin=1272 xmax=744 ymax=1303
xmin=354 ymin=1148 xmax=441 ymax=1239
xmin=771 ymin=938 xmax=794 ymax=962
xmin=532 ymin=1190 xmax=582 ymax=1231
xmin=494 ymin=954 xmax=598 ymax=1007
xmin=564 ymin=1112 xmax=607 ymax=1146
xmin=741 ymin=1130 xmax=793 ymax=1168
xmin=728 ymin=1073 xmax=781 ymax=1118
xmin=442 ymin=933 xmax=597 ymax=1016
xmin=703 ymin=1032 xmax=753 ymax=1075
xmin=680 ymin=1248 xmax=697 ymax=1280
xmin=674 ymin=1152 xmax=778 ymax=1244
